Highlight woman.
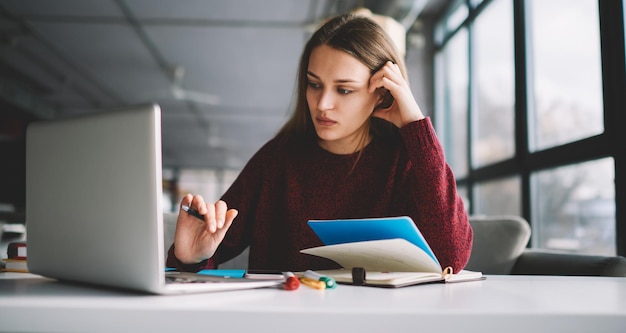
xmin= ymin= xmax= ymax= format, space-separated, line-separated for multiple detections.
xmin=167 ymin=13 xmax=473 ymax=273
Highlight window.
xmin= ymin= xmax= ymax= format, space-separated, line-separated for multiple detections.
xmin=457 ymin=185 xmax=470 ymax=212
xmin=432 ymin=0 xmax=623 ymax=256
xmin=531 ymin=158 xmax=615 ymax=255
xmin=470 ymin=0 xmax=485 ymax=8
xmin=471 ymin=0 xmax=515 ymax=167
xmin=474 ymin=176 xmax=521 ymax=216
xmin=526 ymin=0 xmax=603 ymax=151
xmin=447 ymin=1 xmax=469 ymax=32
xmin=435 ymin=28 xmax=469 ymax=177
xmin=435 ymin=0 xmax=468 ymax=44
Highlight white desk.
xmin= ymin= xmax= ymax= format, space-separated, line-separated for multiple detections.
xmin=1 ymin=273 xmax=625 ymax=333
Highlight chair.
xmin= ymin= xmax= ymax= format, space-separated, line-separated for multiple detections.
xmin=511 ymin=250 xmax=626 ymax=277
xmin=467 ymin=215 xmax=626 ymax=277
xmin=466 ymin=215 xmax=531 ymax=274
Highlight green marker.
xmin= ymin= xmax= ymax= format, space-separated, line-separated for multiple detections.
xmin=304 ymin=270 xmax=337 ymax=289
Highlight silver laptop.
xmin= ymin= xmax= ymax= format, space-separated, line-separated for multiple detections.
xmin=25 ymin=104 xmax=279 ymax=294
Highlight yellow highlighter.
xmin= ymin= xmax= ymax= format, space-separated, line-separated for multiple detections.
xmin=299 ymin=277 xmax=326 ymax=289
xmin=303 ymin=270 xmax=337 ymax=289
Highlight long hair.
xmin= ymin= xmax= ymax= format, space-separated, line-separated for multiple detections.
xmin=276 ymin=13 xmax=408 ymax=145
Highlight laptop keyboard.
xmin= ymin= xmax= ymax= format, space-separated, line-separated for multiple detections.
xmin=165 ymin=271 xmax=247 ymax=284
xmin=166 ymin=275 xmax=210 ymax=284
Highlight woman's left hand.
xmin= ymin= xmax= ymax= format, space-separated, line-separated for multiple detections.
xmin=369 ymin=61 xmax=425 ymax=128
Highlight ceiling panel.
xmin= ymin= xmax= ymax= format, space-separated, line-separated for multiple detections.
xmin=126 ymin=0 xmax=315 ymax=23
xmin=0 ymin=0 xmax=444 ymax=171
xmin=1 ymin=0 xmax=123 ymax=17
xmin=144 ymin=24 xmax=304 ymax=109
xmin=28 ymin=22 xmax=167 ymax=103
xmin=11 ymin=34 xmax=123 ymax=111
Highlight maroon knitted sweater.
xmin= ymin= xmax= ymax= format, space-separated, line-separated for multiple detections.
xmin=167 ymin=118 xmax=473 ymax=272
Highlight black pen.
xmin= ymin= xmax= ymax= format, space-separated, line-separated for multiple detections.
xmin=181 ymin=205 xmax=205 ymax=221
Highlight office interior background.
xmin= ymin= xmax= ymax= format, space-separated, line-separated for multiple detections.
xmin=0 ymin=0 xmax=624 ymax=257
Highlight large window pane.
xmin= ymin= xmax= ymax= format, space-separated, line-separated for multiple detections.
xmin=447 ymin=0 xmax=468 ymax=32
xmin=527 ymin=0 xmax=603 ymax=151
xmin=531 ymin=158 xmax=615 ymax=255
xmin=470 ymin=0 xmax=485 ymax=8
xmin=435 ymin=28 xmax=468 ymax=177
xmin=473 ymin=176 xmax=521 ymax=216
xmin=471 ymin=0 xmax=515 ymax=167
xmin=435 ymin=0 xmax=468 ymax=44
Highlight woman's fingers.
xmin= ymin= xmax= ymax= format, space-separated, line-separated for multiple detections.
xmin=179 ymin=193 xmax=193 ymax=213
xmin=369 ymin=61 xmax=402 ymax=93
xmin=204 ymin=201 xmax=217 ymax=233
xmin=214 ymin=200 xmax=227 ymax=229
xmin=174 ymin=195 xmax=238 ymax=263
xmin=181 ymin=195 xmax=232 ymax=233
xmin=216 ymin=208 xmax=238 ymax=237
xmin=368 ymin=61 xmax=425 ymax=127
xmin=190 ymin=194 xmax=207 ymax=215
xmin=225 ymin=208 xmax=238 ymax=224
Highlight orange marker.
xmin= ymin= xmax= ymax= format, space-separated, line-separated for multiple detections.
xmin=299 ymin=277 xmax=326 ymax=289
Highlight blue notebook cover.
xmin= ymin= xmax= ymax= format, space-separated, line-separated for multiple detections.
xmin=307 ymin=216 xmax=440 ymax=265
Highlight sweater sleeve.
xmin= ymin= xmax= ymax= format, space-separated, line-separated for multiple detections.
xmin=398 ymin=117 xmax=473 ymax=272
xmin=166 ymin=244 xmax=216 ymax=272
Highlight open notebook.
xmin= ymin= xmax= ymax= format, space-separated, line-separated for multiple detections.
xmin=26 ymin=104 xmax=281 ymax=294
xmin=301 ymin=217 xmax=484 ymax=288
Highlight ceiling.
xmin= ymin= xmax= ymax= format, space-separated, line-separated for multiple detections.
xmin=0 ymin=0 xmax=448 ymax=171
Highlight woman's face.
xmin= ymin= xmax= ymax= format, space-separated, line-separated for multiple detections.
xmin=306 ymin=45 xmax=380 ymax=154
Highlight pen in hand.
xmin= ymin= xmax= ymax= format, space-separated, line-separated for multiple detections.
xmin=181 ymin=205 xmax=205 ymax=221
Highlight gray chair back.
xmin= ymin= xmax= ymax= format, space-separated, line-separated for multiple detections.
xmin=466 ymin=215 xmax=531 ymax=274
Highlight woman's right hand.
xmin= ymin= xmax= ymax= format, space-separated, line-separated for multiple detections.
xmin=369 ymin=61 xmax=425 ymax=128
xmin=173 ymin=193 xmax=238 ymax=264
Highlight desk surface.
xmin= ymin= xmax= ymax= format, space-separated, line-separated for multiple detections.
xmin=1 ymin=273 xmax=625 ymax=333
